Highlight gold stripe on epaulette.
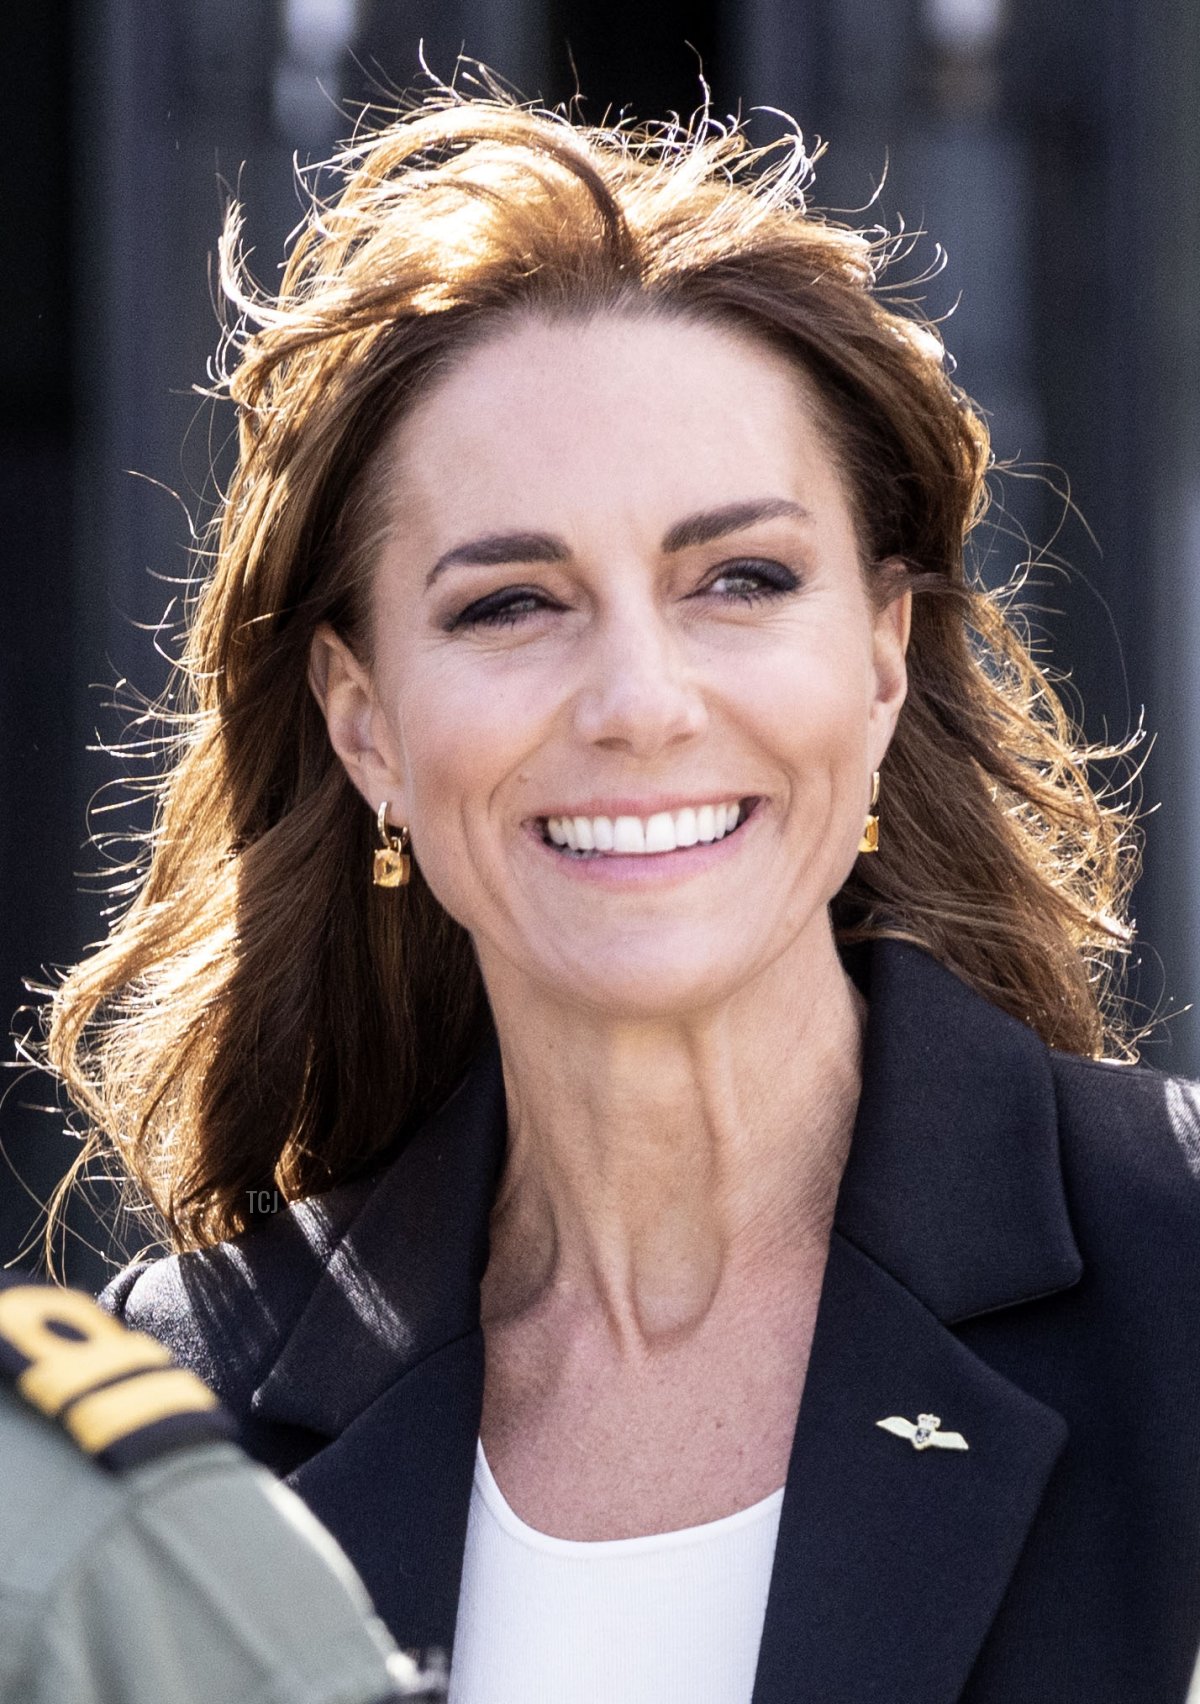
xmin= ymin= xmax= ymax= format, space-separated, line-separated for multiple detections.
xmin=64 ymin=1366 xmax=221 ymax=1454
xmin=0 ymin=1285 xmax=175 ymax=1416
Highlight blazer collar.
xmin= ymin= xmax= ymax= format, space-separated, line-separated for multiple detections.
xmin=250 ymin=1029 xmax=508 ymax=1437
xmin=833 ymin=936 xmax=1082 ymax=1320
xmin=249 ymin=937 xmax=1083 ymax=1691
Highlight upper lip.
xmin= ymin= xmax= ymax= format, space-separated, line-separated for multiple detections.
xmin=528 ymin=794 xmax=762 ymax=822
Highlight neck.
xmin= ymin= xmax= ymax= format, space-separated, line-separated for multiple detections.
xmin=478 ymin=923 xmax=865 ymax=1357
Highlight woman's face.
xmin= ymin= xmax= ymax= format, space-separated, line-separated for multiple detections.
xmin=312 ymin=311 xmax=910 ymax=1015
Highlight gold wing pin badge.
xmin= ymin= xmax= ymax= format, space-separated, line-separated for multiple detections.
xmin=876 ymin=1411 xmax=969 ymax=1451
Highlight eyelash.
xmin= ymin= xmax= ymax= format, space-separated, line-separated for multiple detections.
xmin=449 ymin=561 xmax=800 ymax=631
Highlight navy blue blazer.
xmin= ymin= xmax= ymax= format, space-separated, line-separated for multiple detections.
xmin=99 ymin=939 xmax=1200 ymax=1702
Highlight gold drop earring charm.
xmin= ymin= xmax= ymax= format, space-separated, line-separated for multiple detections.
xmin=859 ymin=771 xmax=880 ymax=854
xmin=373 ymin=801 xmax=411 ymax=887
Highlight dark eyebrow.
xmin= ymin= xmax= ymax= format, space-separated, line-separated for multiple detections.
xmin=423 ymin=498 xmax=814 ymax=590
xmin=660 ymin=497 xmax=814 ymax=554
xmin=425 ymin=532 xmax=568 ymax=589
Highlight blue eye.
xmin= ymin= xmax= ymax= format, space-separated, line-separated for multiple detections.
xmin=709 ymin=560 xmax=799 ymax=603
xmin=449 ymin=561 xmax=798 ymax=631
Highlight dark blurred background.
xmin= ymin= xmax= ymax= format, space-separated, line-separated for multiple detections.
xmin=3 ymin=0 xmax=1198 ymax=1289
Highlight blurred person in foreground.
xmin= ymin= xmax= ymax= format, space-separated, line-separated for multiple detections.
xmin=0 ymin=1272 xmax=445 ymax=1702
xmin=34 ymin=70 xmax=1200 ymax=1703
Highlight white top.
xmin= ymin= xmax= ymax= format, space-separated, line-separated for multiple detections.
xmin=447 ymin=1438 xmax=785 ymax=1703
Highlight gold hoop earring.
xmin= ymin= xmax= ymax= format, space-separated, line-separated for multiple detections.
xmin=858 ymin=771 xmax=880 ymax=854
xmin=373 ymin=801 xmax=411 ymax=887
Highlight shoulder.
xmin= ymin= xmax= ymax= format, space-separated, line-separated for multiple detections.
xmin=1047 ymin=1049 xmax=1200 ymax=1282
xmin=96 ymin=1169 xmax=379 ymax=1414
xmin=0 ymin=1272 xmax=236 ymax=1472
xmin=1049 ymin=1048 xmax=1200 ymax=1184
xmin=0 ymin=1279 xmax=437 ymax=1704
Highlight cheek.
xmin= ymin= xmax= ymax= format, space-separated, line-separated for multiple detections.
xmin=396 ymin=659 xmax=535 ymax=815
xmin=751 ymin=636 xmax=874 ymax=762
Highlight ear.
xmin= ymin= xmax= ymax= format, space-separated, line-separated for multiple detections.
xmin=308 ymin=624 xmax=408 ymax=819
xmin=868 ymin=559 xmax=912 ymax=762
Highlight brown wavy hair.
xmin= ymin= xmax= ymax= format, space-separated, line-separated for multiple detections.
xmin=40 ymin=80 xmax=1141 ymax=1256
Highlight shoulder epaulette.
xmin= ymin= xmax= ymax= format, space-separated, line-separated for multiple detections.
xmin=0 ymin=1270 xmax=237 ymax=1472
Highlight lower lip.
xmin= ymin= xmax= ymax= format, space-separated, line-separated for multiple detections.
xmin=524 ymin=799 xmax=765 ymax=886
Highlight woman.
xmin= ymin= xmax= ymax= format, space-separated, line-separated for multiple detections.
xmin=44 ymin=87 xmax=1200 ymax=1701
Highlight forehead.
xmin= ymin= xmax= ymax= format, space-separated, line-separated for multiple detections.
xmin=382 ymin=311 xmax=852 ymax=534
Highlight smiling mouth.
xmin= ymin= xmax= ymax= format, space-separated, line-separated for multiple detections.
xmin=536 ymin=796 xmax=762 ymax=858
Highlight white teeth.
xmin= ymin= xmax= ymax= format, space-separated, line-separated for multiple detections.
xmin=542 ymin=798 xmax=750 ymax=856
xmin=674 ymin=807 xmax=698 ymax=847
xmin=644 ymin=813 xmax=675 ymax=853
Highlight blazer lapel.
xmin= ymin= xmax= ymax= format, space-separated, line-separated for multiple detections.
xmin=752 ymin=941 xmax=1083 ymax=1703
xmin=751 ymin=1232 xmax=1068 ymax=1704
xmin=284 ymin=1329 xmax=488 ymax=1649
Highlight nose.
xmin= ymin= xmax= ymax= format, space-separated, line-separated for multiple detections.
xmin=571 ymin=595 xmax=708 ymax=754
